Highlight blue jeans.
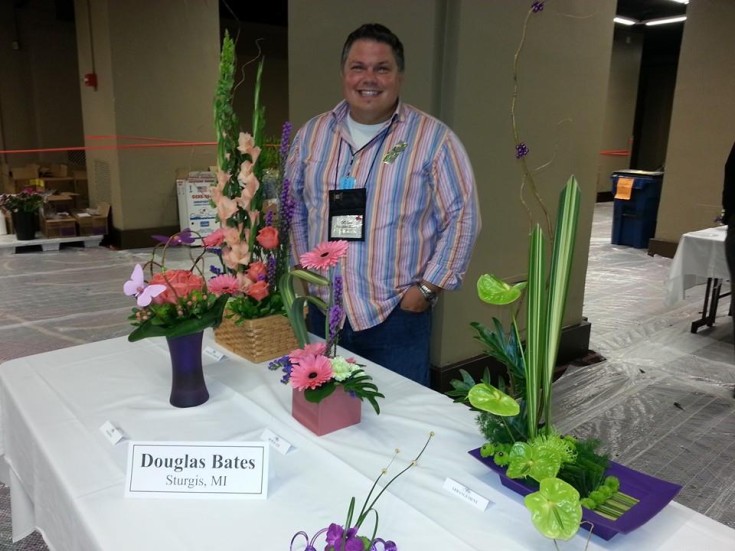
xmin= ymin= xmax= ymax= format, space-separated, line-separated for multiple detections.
xmin=307 ymin=303 xmax=432 ymax=386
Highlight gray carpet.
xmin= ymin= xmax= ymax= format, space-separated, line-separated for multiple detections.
xmin=0 ymin=202 xmax=733 ymax=549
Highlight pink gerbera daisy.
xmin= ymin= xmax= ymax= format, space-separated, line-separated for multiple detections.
xmin=299 ymin=240 xmax=349 ymax=270
xmin=207 ymin=274 xmax=240 ymax=296
xmin=289 ymin=354 xmax=334 ymax=391
xmin=289 ymin=342 xmax=327 ymax=363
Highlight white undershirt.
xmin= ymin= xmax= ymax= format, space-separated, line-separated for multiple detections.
xmin=347 ymin=113 xmax=387 ymax=150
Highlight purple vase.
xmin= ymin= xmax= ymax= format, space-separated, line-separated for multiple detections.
xmin=165 ymin=331 xmax=209 ymax=408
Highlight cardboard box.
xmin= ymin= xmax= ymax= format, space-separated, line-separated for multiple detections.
xmin=73 ymin=203 xmax=110 ymax=236
xmin=11 ymin=165 xmax=39 ymax=180
xmin=41 ymin=213 xmax=77 ymax=238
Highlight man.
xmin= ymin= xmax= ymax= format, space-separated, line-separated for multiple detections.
xmin=285 ymin=23 xmax=481 ymax=386
xmin=722 ymin=140 xmax=735 ymax=398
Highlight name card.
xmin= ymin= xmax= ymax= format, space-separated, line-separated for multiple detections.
xmin=443 ymin=477 xmax=491 ymax=511
xmin=204 ymin=346 xmax=225 ymax=361
xmin=99 ymin=420 xmax=125 ymax=445
xmin=261 ymin=428 xmax=292 ymax=455
xmin=125 ymin=441 xmax=269 ymax=499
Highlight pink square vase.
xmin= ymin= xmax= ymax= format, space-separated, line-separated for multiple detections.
xmin=291 ymin=386 xmax=362 ymax=436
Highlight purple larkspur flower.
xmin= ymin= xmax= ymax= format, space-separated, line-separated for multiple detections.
xmin=279 ymin=121 xmax=292 ymax=160
xmin=532 ymin=1 xmax=545 ymax=13
xmin=279 ymin=178 xmax=296 ymax=234
xmin=328 ymin=304 xmax=343 ymax=342
xmin=265 ymin=209 xmax=274 ymax=227
xmin=266 ymin=254 xmax=277 ymax=287
xmin=515 ymin=142 xmax=529 ymax=159
xmin=209 ymin=264 xmax=223 ymax=276
xmin=333 ymin=275 xmax=343 ymax=307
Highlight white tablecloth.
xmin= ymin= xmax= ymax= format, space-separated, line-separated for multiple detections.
xmin=1 ymin=334 xmax=734 ymax=550
xmin=665 ymin=225 xmax=729 ymax=307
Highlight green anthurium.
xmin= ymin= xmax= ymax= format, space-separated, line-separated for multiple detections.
xmin=476 ymin=274 xmax=527 ymax=306
xmin=468 ymin=383 xmax=520 ymax=416
xmin=506 ymin=442 xmax=561 ymax=482
xmin=524 ymin=478 xmax=582 ymax=541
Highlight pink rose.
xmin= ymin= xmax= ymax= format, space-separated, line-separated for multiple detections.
xmin=202 ymin=228 xmax=225 ymax=248
xmin=246 ymin=280 xmax=269 ymax=301
xmin=247 ymin=261 xmax=267 ymax=282
xmin=149 ymin=270 xmax=204 ymax=304
xmin=256 ymin=226 xmax=279 ymax=250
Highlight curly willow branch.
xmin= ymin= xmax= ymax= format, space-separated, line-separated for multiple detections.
xmin=512 ymin=6 xmax=553 ymax=238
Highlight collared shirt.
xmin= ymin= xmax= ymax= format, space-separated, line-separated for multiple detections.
xmin=286 ymin=100 xmax=481 ymax=331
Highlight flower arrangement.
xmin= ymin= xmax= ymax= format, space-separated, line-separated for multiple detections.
xmin=271 ymin=240 xmax=384 ymax=414
xmin=124 ymin=229 xmax=230 ymax=341
xmin=290 ymin=433 xmax=434 ymax=551
xmin=210 ymin=30 xmax=295 ymax=323
xmin=0 ymin=187 xmax=46 ymax=213
xmin=448 ymin=1 xmax=650 ymax=543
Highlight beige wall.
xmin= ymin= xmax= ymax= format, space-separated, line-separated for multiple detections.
xmin=288 ymin=0 xmax=616 ymax=367
xmin=597 ymin=28 xmax=643 ymax=193
xmin=75 ymin=0 xmax=220 ymax=231
xmin=655 ymin=0 xmax=735 ymax=244
xmin=0 ymin=1 xmax=82 ymax=167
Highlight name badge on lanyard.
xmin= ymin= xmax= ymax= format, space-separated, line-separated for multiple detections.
xmin=329 ymin=188 xmax=366 ymax=241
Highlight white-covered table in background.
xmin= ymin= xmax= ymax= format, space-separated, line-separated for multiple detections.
xmin=1 ymin=334 xmax=734 ymax=550
xmin=665 ymin=225 xmax=731 ymax=332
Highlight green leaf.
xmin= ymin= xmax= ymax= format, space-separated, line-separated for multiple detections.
xmin=525 ymin=225 xmax=546 ymax=438
xmin=468 ymin=383 xmax=520 ymax=416
xmin=542 ymin=176 xmax=581 ymax=430
xmin=524 ymin=478 xmax=582 ymax=541
xmin=304 ymin=381 xmax=337 ymax=403
xmin=477 ymin=274 xmax=527 ymax=306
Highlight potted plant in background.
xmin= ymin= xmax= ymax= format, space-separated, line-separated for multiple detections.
xmin=0 ymin=187 xmax=46 ymax=241
xmin=210 ymin=31 xmax=297 ymax=363
xmin=123 ymin=228 xmax=230 ymax=408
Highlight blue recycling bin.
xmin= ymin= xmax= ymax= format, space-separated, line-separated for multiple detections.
xmin=611 ymin=170 xmax=663 ymax=248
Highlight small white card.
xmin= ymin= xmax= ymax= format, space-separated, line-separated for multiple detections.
xmin=99 ymin=421 xmax=125 ymax=445
xmin=443 ymin=477 xmax=491 ymax=511
xmin=125 ymin=441 xmax=269 ymax=499
xmin=204 ymin=346 xmax=225 ymax=361
xmin=261 ymin=428 xmax=292 ymax=455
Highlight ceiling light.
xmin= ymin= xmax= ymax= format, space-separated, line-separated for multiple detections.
xmin=645 ymin=15 xmax=687 ymax=26
xmin=669 ymin=0 xmax=689 ymax=4
xmin=614 ymin=16 xmax=638 ymax=26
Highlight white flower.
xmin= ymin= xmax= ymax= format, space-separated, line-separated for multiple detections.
xmin=330 ymin=356 xmax=360 ymax=382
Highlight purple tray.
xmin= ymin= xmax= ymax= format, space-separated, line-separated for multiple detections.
xmin=469 ymin=447 xmax=682 ymax=540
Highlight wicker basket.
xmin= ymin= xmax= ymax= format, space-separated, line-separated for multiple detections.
xmin=214 ymin=313 xmax=298 ymax=363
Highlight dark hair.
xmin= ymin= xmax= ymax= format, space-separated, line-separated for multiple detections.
xmin=340 ymin=23 xmax=405 ymax=72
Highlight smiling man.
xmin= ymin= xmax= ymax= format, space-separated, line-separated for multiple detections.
xmin=285 ymin=23 xmax=481 ymax=386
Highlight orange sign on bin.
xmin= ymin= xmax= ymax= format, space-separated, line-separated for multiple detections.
xmin=614 ymin=177 xmax=634 ymax=200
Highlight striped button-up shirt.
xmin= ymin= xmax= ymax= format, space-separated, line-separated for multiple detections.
xmin=286 ymin=100 xmax=481 ymax=331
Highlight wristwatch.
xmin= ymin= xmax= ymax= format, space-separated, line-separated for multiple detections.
xmin=417 ymin=283 xmax=439 ymax=307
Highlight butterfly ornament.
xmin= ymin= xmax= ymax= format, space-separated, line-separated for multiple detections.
xmin=124 ymin=264 xmax=166 ymax=307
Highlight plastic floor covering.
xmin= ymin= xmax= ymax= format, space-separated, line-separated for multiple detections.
xmin=0 ymin=201 xmax=733 ymax=550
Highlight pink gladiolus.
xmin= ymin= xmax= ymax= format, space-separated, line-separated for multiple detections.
xmin=216 ymin=196 xmax=239 ymax=223
xmin=256 ymin=226 xmax=279 ymax=249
